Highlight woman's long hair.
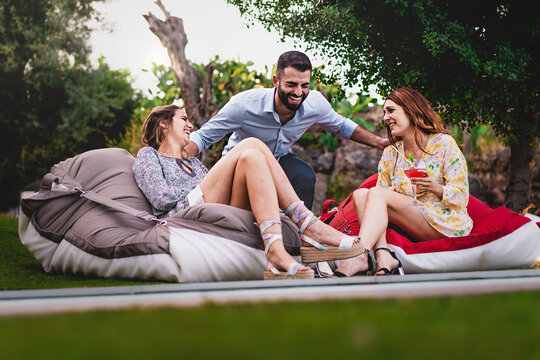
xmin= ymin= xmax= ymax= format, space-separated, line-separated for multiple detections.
xmin=385 ymin=87 xmax=451 ymax=153
xmin=141 ymin=104 xmax=180 ymax=150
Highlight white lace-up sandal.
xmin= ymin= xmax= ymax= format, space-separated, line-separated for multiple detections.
xmin=260 ymin=219 xmax=314 ymax=280
xmin=285 ymin=201 xmax=367 ymax=263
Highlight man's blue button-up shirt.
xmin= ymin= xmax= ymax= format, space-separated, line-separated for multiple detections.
xmin=190 ymin=87 xmax=358 ymax=159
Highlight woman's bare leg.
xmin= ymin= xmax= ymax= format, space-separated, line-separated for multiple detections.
xmin=335 ymin=187 xmax=442 ymax=276
xmin=199 ymin=146 xmax=310 ymax=272
xmin=358 ymin=187 xmax=442 ymax=248
xmin=334 ymin=188 xmax=370 ymax=276
xmin=352 ymin=188 xmax=369 ymax=226
xmin=199 ymin=138 xmax=295 ymax=206
xmin=200 ymin=137 xmax=352 ymax=247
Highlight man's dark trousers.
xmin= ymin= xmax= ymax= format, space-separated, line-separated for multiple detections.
xmin=279 ymin=153 xmax=316 ymax=210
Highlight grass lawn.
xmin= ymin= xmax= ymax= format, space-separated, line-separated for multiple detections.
xmin=0 ymin=292 xmax=539 ymax=359
xmin=0 ymin=213 xmax=159 ymax=290
xmin=2 ymin=214 xmax=539 ymax=359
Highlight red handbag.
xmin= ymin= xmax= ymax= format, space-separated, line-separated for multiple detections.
xmin=319 ymin=174 xmax=379 ymax=236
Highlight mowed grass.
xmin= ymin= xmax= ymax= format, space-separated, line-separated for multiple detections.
xmin=0 ymin=292 xmax=539 ymax=359
xmin=0 ymin=213 xmax=159 ymax=290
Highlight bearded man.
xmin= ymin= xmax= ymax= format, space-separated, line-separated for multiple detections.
xmin=186 ymin=51 xmax=388 ymax=210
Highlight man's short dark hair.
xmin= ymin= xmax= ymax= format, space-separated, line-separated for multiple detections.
xmin=276 ymin=51 xmax=312 ymax=77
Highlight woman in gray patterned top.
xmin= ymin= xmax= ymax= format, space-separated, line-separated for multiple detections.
xmin=133 ymin=105 xmax=364 ymax=279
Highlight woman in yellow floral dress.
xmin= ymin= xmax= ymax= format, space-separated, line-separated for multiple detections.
xmin=334 ymin=87 xmax=473 ymax=277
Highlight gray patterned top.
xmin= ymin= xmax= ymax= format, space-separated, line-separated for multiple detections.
xmin=133 ymin=146 xmax=208 ymax=219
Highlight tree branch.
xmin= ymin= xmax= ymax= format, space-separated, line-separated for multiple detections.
xmin=201 ymin=62 xmax=216 ymax=119
xmin=144 ymin=2 xmax=213 ymax=128
xmin=154 ymin=0 xmax=170 ymax=20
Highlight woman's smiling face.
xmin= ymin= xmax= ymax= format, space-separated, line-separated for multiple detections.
xmin=383 ymin=99 xmax=411 ymax=137
xmin=161 ymin=109 xmax=193 ymax=147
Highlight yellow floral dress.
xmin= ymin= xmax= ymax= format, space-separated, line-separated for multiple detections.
xmin=376 ymin=133 xmax=473 ymax=237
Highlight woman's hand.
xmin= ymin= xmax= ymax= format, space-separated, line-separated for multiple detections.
xmin=411 ymin=170 xmax=443 ymax=199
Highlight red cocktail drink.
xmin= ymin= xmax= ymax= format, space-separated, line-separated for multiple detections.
xmin=404 ymin=168 xmax=426 ymax=206
xmin=404 ymin=169 xmax=426 ymax=178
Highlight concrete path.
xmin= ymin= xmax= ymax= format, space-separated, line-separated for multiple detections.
xmin=1 ymin=269 xmax=539 ymax=317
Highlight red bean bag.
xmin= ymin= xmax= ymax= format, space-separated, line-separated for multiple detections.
xmin=321 ymin=174 xmax=540 ymax=273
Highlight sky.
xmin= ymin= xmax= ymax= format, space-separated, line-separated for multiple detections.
xmin=88 ymin=0 xmax=310 ymax=95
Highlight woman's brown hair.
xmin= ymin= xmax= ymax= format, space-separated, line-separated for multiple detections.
xmin=141 ymin=104 xmax=180 ymax=150
xmin=385 ymin=87 xmax=451 ymax=154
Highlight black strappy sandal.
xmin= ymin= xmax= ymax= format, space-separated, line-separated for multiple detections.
xmin=374 ymin=247 xmax=405 ymax=276
xmin=333 ymin=249 xmax=375 ymax=277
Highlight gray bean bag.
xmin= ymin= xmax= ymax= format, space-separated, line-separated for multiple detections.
xmin=19 ymin=148 xmax=303 ymax=282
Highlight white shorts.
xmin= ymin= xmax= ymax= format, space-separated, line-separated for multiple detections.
xmin=187 ymin=185 xmax=205 ymax=207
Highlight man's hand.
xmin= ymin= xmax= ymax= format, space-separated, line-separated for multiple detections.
xmin=184 ymin=141 xmax=200 ymax=158
xmin=376 ymin=137 xmax=391 ymax=150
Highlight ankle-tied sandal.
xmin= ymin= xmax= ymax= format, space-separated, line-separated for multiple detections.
xmin=374 ymin=247 xmax=405 ymax=276
xmin=284 ymin=201 xmax=366 ymax=263
xmin=260 ymin=219 xmax=314 ymax=280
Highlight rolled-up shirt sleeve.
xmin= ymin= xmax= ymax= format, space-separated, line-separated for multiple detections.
xmin=310 ymin=91 xmax=358 ymax=139
xmin=189 ymin=101 xmax=242 ymax=153
xmin=440 ymin=138 xmax=469 ymax=209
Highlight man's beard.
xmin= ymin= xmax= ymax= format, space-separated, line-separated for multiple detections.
xmin=277 ymin=86 xmax=307 ymax=111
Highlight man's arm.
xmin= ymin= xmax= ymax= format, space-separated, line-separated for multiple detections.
xmin=309 ymin=91 xmax=389 ymax=150
xmin=188 ymin=101 xmax=241 ymax=155
xmin=350 ymin=125 xmax=390 ymax=150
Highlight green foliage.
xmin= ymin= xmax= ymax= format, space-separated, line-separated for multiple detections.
xmin=116 ymin=57 xmax=274 ymax=157
xmin=194 ymin=55 xmax=274 ymax=110
xmin=227 ymin=0 xmax=539 ymax=146
xmin=297 ymin=132 xmax=340 ymax=152
xmin=145 ymin=63 xmax=182 ymax=104
xmin=0 ymin=0 xmax=139 ymax=210
xmin=326 ymin=174 xmax=358 ymax=202
xmin=318 ymin=133 xmax=339 ymax=152
xmin=452 ymin=124 xmax=498 ymax=154
xmin=333 ymin=94 xmax=376 ymax=131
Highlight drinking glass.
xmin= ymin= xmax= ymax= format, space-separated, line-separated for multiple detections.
xmin=404 ymin=159 xmax=426 ymax=206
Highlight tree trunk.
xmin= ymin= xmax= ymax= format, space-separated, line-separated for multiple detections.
xmin=504 ymin=139 xmax=534 ymax=214
xmin=143 ymin=0 xmax=213 ymax=129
